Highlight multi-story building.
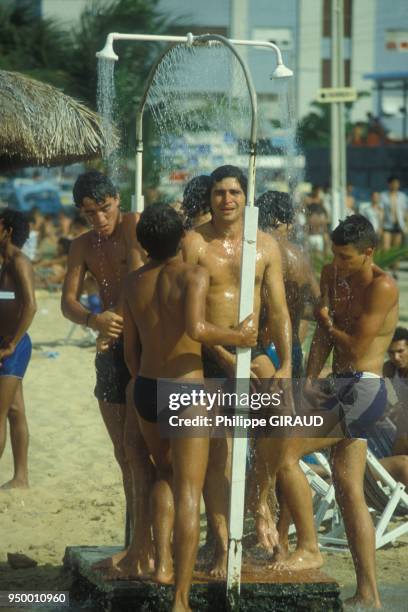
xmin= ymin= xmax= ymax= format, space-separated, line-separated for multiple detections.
xmin=24 ymin=0 xmax=406 ymax=137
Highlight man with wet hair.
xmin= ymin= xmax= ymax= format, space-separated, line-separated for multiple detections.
xmin=256 ymin=190 xmax=319 ymax=378
xmin=182 ymin=165 xmax=292 ymax=576
xmin=122 ymin=203 xmax=257 ymax=612
xmin=61 ymin=170 xmax=147 ymax=570
xmin=254 ymin=191 xmax=320 ymax=551
xmin=0 ymin=209 xmax=37 ymax=489
xmin=258 ymin=214 xmax=398 ymax=609
xmin=181 ymin=175 xmax=211 ymax=229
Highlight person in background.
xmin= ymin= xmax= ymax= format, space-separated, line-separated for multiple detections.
xmin=380 ymin=176 xmax=407 ymax=277
xmin=358 ymin=192 xmax=383 ymax=238
xmin=0 ymin=209 xmax=37 ymax=489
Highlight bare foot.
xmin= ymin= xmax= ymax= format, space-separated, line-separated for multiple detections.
xmin=0 ymin=478 xmax=29 ymax=490
xmin=255 ymin=508 xmax=279 ymax=554
xmin=344 ymin=594 xmax=381 ymax=609
xmin=209 ymin=549 xmax=227 ymax=579
xmin=92 ymin=549 xmax=127 ymax=570
xmin=152 ymin=559 xmax=174 ymax=585
xmin=269 ymin=548 xmax=323 ymax=572
xmin=270 ymin=543 xmax=289 ymax=564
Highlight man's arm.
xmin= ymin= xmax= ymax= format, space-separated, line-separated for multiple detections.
xmin=263 ymin=235 xmax=292 ymax=377
xmin=61 ymin=237 xmax=122 ymax=338
xmin=0 ymin=255 xmax=37 ymax=359
xmin=320 ymin=276 xmax=398 ymax=361
xmin=306 ymin=265 xmax=333 ymax=378
xmin=185 ymin=266 xmax=257 ymax=347
xmin=123 ymin=284 xmax=141 ymax=378
xmin=123 ymin=212 xmax=146 ymax=273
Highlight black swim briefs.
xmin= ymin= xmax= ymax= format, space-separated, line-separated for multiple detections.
xmin=133 ymin=376 xmax=205 ymax=424
xmin=94 ymin=338 xmax=131 ymax=405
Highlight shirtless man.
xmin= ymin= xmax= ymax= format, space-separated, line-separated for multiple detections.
xmin=182 ymin=165 xmax=292 ymax=576
xmin=255 ymin=190 xmax=320 ymax=552
xmin=180 ymin=175 xmax=211 ymax=229
xmin=122 ymin=203 xmax=257 ymax=612
xmin=258 ymin=214 xmax=398 ymax=608
xmin=61 ymin=171 xmax=147 ymax=569
xmin=0 ymin=209 xmax=37 ymax=489
xmin=382 ymin=327 xmax=408 ymax=459
xmin=256 ymin=190 xmax=320 ymax=378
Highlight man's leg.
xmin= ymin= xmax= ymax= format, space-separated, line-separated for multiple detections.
xmin=111 ymin=380 xmax=155 ymax=577
xmin=1 ymin=381 xmax=29 ymax=489
xmin=379 ymin=455 xmax=408 ymax=488
xmin=137 ymin=416 xmax=174 ymax=584
xmin=93 ymin=400 xmax=132 ymax=569
xmin=0 ymin=376 xmax=20 ymax=459
xmin=332 ymin=440 xmax=381 ymax=608
xmin=257 ymin=436 xmax=340 ymax=571
xmin=172 ymin=434 xmax=209 ymax=612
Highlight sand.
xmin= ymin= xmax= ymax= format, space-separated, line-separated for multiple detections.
xmin=0 ymin=291 xmax=407 ymax=608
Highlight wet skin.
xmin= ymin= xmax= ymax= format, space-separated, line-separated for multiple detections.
xmin=123 ymin=252 xmax=257 ymax=609
xmin=258 ymin=244 xmax=398 ymax=608
xmin=0 ymin=221 xmax=37 ymax=488
xmin=182 ymin=177 xmax=292 ymax=576
xmin=61 ymin=195 xmax=147 ymax=570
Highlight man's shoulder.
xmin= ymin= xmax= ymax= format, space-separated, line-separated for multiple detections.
xmin=70 ymin=229 xmax=93 ymax=249
xmin=11 ymin=249 xmax=33 ymax=270
xmin=371 ymin=269 xmax=398 ymax=294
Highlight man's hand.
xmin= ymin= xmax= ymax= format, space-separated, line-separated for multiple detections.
xmin=90 ymin=310 xmax=123 ymax=338
xmin=316 ymin=306 xmax=333 ymax=331
xmin=0 ymin=340 xmax=16 ymax=363
xmin=303 ymin=377 xmax=331 ymax=407
xmin=96 ymin=335 xmax=113 ymax=353
xmin=236 ymin=314 xmax=258 ymax=347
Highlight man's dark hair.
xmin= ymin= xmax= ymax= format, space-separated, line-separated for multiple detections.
xmin=136 ymin=203 xmax=184 ymax=261
xmin=256 ymin=191 xmax=294 ymax=231
xmin=208 ymin=165 xmax=247 ymax=198
xmin=0 ymin=208 xmax=29 ymax=248
xmin=58 ymin=237 xmax=72 ymax=256
xmin=387 ymin=175 xmax=399 ymax=184
xmin=331 ymin=214 xmax=378 ymax=251
xmin=73 ymin=171 xmax=118 ymax=207
xmin=391 ymin=327 xmax=408 ymax=344
xmin=181 ymin=175 xmax=211 ymax=228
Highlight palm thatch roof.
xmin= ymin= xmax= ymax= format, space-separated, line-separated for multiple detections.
xmin=0 ymin=70 xmax=117 ymax=171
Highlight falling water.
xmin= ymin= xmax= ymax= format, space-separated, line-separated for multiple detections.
xmin=97 ymin=57 xmax=120 ymax=184
xmin=145 ymin=43 xmax=256 ymax=201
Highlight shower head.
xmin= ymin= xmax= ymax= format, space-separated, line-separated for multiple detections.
xmin=271 ymin=63 xmax=293 ymax=79
xmin=96 ymin=36 xmax=119 ymax=62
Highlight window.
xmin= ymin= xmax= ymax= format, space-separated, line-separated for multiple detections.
xmin=252 ymin=28 xmax=293 ymax=51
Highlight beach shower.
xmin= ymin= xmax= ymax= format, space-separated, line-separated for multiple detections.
xmin=96 ymin=31 xmax=293 ymax=606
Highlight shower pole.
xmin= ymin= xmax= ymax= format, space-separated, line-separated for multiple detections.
xmin=97 ymin=33 xmax=292 ymax=608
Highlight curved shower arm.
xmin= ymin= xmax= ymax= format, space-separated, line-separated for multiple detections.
xmin=134 ymin=33 xmax=258 ymax=212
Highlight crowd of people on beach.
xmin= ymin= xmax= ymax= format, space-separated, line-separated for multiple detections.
xmin=0 ymin=166 xmax=407 ymax=612
xmin=301 ymin=177 xmax=408 ymax=278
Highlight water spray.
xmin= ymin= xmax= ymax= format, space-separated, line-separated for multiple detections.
xmin=96 ymin=31 xmax=293 ymax=607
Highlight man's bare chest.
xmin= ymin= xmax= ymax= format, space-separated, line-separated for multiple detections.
xmin=84 ymin=239 xmax=127 ymax=282
xmin=330 ymin=281 xmax=363 ymax=327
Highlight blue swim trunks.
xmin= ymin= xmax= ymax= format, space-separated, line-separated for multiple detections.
xmin=265 ymin=341 xmax=303 ymax=378
xmin=0 ymin=334 xmax=32 ymax=378
xmin=323 ymin=372 xmax=387 ymax=439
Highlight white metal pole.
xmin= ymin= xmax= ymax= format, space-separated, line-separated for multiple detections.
xmin=330 ymin=0 xmax=346 ymax=228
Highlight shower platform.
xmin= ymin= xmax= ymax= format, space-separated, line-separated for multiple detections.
xmin=64 ymin=545 xmax=342 ymax=611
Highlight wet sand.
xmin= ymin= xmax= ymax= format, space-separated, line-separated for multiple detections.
xmin=0 ymin=291 xmax=407 ymax=609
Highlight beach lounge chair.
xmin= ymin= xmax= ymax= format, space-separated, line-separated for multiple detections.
xmin=312 ymin=447 xmax=408 ymax=551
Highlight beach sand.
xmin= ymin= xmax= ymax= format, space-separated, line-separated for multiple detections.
xmin=0 ymin=292 xmax=406 ymax=608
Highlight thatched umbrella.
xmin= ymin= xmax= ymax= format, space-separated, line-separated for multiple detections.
xmin=0 ymin=70 xmax=115 ymax=171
